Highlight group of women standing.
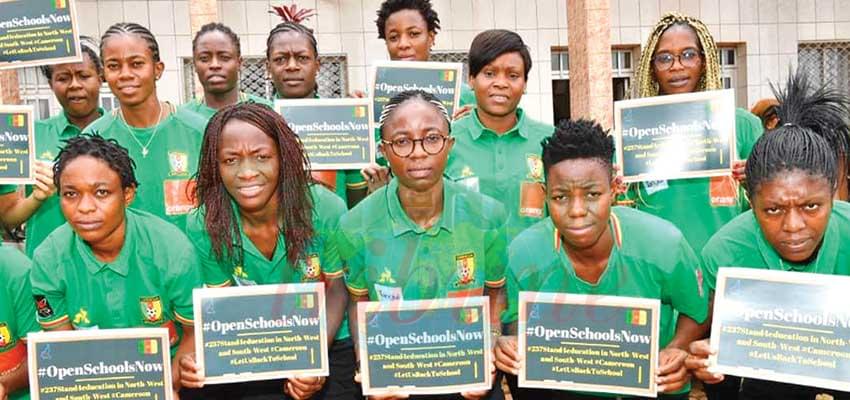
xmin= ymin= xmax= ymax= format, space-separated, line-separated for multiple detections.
xmin=0 ymin=1 xmax=848 ymax=400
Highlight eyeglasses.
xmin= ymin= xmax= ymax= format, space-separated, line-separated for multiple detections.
xmin=652 ymin=49 xmax=702 ymax=71
xmin=381 ymin=135 xmax=450 ymax=158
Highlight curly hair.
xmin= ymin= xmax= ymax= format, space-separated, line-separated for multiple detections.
xmin=54 ymin=134 xmax=138 ymax=189
xmin=542 ymin=119 xmax=614 ymax=177
xmin=636 ymin=12 xmax=721 ymax=98
xmin=375 ymin=0 xmax=440 ymax=39
xmin=195 ymin=103 xmax=314 ymax=267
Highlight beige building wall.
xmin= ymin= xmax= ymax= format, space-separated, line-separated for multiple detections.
xmin=72 ymin=0 xmax=850 ymax=125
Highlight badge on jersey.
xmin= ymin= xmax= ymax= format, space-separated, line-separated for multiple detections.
xmin=140 ymin=296 xmax=164 ymax=324
xmin=0 ymin=323 xmax=12 ymax=349
xmin=455 ymin=253 xmax=476 ymax=287
xmin=73 ymin=308 xmax=90 ymax=325
xmin=374 ymin=284 xmax=403 ymax=302
xmin=643 ymin=179 xmax=668 ymax=195
xmin=519 ymin=181 xmax=545 ymax=218
xmin=526 ymin=154 xmax=544 ymax=181
xmin=33 ymin=295 xmax=53 ymax=318
xmin=164 ymin=179 xmax=197 ymax=215
xmin=709 ymin=176 xmax=738 ymax=207
xmin=304 ymin=254 xmax=322 ymax=281
xmin=168 ymin=151 xmax=189 ymax=176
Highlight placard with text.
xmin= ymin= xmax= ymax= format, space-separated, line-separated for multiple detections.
xmin=28 ymin=328 xmax=172 ymax=400
xmin=370 ymin=61 xmax=463 ymax=124
xmin=357 ymin=296 xmax=491 ymax=396
xmin=0 ymin=105 xmax=35 ymax=184
xmin=518 ymin=292 xmax=660 ymax=397
xmin=710 ymin=268 xmax=850 ymax=392
xmin=193 ymin=283 xmax=329 ymax=384
xmin=0 ymin=0 xmax=82 ymax=69
xmin=614 ymin=89 xmax=736 ymax=182
xmin=276 ymin=98 xmax=375 ymax=170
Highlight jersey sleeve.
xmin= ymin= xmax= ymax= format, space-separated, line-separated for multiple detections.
xmin=735 ymin=108 xmax=764 ymax=160
xmin=344 ymin=169 xmax=367 ymax=190
xmin=335 ymin=221 xmax=368 ymax=297
xmin=500 ymin=254 xmax=521 ymax=325
xmin=12 ymin=263 xmax=40 ymax=338
xmin=700 ymin=243 xmax=723 ymax=294
xmin=185 ymin=212 xmax=232 ymax=288
xmin=30 ymin=247 xmax=69 ymax=329
xmin=167 ymin=241 xmax=203 ymax=326
xmin=484 ymin=204 xmax=508 ymax=288
xmin=663 ymin=237 xmax=709 ymax=324
xmin=314 ymin=187 xmax=347 ymax=279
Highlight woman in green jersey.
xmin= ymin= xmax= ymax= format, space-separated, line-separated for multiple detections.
xmin=338 ymin=90 xmax=507 ymax=400
xmin=178 ymin=103 xmax=354 ymax=400
xmin=494 ymin=119 xmax=708 ymax=400
xmin=0 ymin=38 xmax=104 ymax=256
xmin=0 ymin=246 xmax=39 ymax=400
xmin=687 ymin=70 xmax=850 ymax=400
xmin=266 ymin=7 xmax=366 ymax=207
xmin=82 ymin=23 xmax=207 ymax=231
xmin=627 ymin=13 xmax=763 ymax=253
xmin=182 ymin=23 xmax=271 ymax=119
xmin=29 ymin=135 xmax=202 ymax=398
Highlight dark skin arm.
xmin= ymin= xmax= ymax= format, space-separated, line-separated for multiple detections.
xmin=172 ymin=325 xmax=195 ymax=396
xmin=346 ymin=187 xmax=368 ymax=208
xmin=657 ymin=313 xmax=710 ymax=393
xmin=325 ymin=276 xmax=348 ymax=347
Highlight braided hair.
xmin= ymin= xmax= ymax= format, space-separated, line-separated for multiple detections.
xmin=41 ymin=36 xmax=103 ymax=81
xmin=100 ymin=22 xmax=161 ymax=63
xmin=378 ymin=89 xmax=450 ymax=138
xmin=193 ymin=22 xmax=241 ymax=57
xmin=636 ymin=13 xmax=721 ymax=98
xmin=53 ymin=134 xmax=138 ymax=189
xmin=770 ymin=68 xmax=850 ymax=177
xmin=195 ymin=103 xmax=314 ymax=266
xmin=376 ymin=0 xmax=440 ymax=39
xmin=267 ymin=4 xmax=318 ymax=59
xmin=745 ymin=70 xmax=843 ymax=200
xmin=542 ymin=119 xmax=614 ymax=178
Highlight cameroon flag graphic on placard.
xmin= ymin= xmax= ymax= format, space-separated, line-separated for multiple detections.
xmin=138 ymin=339 xmax=159 ymax=355
xmin=626 ymin=309 xmax=647 ymax=326
xmin=7 ymin=114 xmax=24 ymax=128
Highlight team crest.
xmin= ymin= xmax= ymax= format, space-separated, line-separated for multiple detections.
xmin=168 ymin=151 xmax=189 ymax=176
xmin=0 ymin=323 xmax=11 ymax=349
xmin=233 ymin=266 xmax=249 ymax=279
xmin=460 ymin=166 xmax=474 ymax=178
xmin=140 ymin=296 xmax=164 ymax=324
xmin=526 ymin=154 xmax=543 ymax=181
xmin=304 ymin=254 xmax=322 ymax=280
xmin=455 ymin=253 xmax=476 ymax=286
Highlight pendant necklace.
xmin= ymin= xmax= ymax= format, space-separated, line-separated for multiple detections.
xmin=120 ymin=101 xmax=164 ymax=158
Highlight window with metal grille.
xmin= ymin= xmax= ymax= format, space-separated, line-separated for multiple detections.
xmin=182 ymin=55 xmax=349 ymax=102
xmin=717 ymin=46 xmax=737 ymax=90
xmin=798 ymin=42 xmax=850 ymax=95
xmin=430 ymin=51 xmax=469 ymax=82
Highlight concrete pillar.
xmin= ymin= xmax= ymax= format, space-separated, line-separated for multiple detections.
xmin=567 ymin=0 xmax=613 ymax=129
xmin=0 ymin=70 xmax=21 ymax=105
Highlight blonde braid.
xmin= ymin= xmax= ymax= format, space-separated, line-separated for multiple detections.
xmin=636 ymin=12 xmax=722 ymax=98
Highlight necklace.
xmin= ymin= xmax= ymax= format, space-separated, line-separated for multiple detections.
xmin=119 ymin=101 xmax=164 ymax=158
